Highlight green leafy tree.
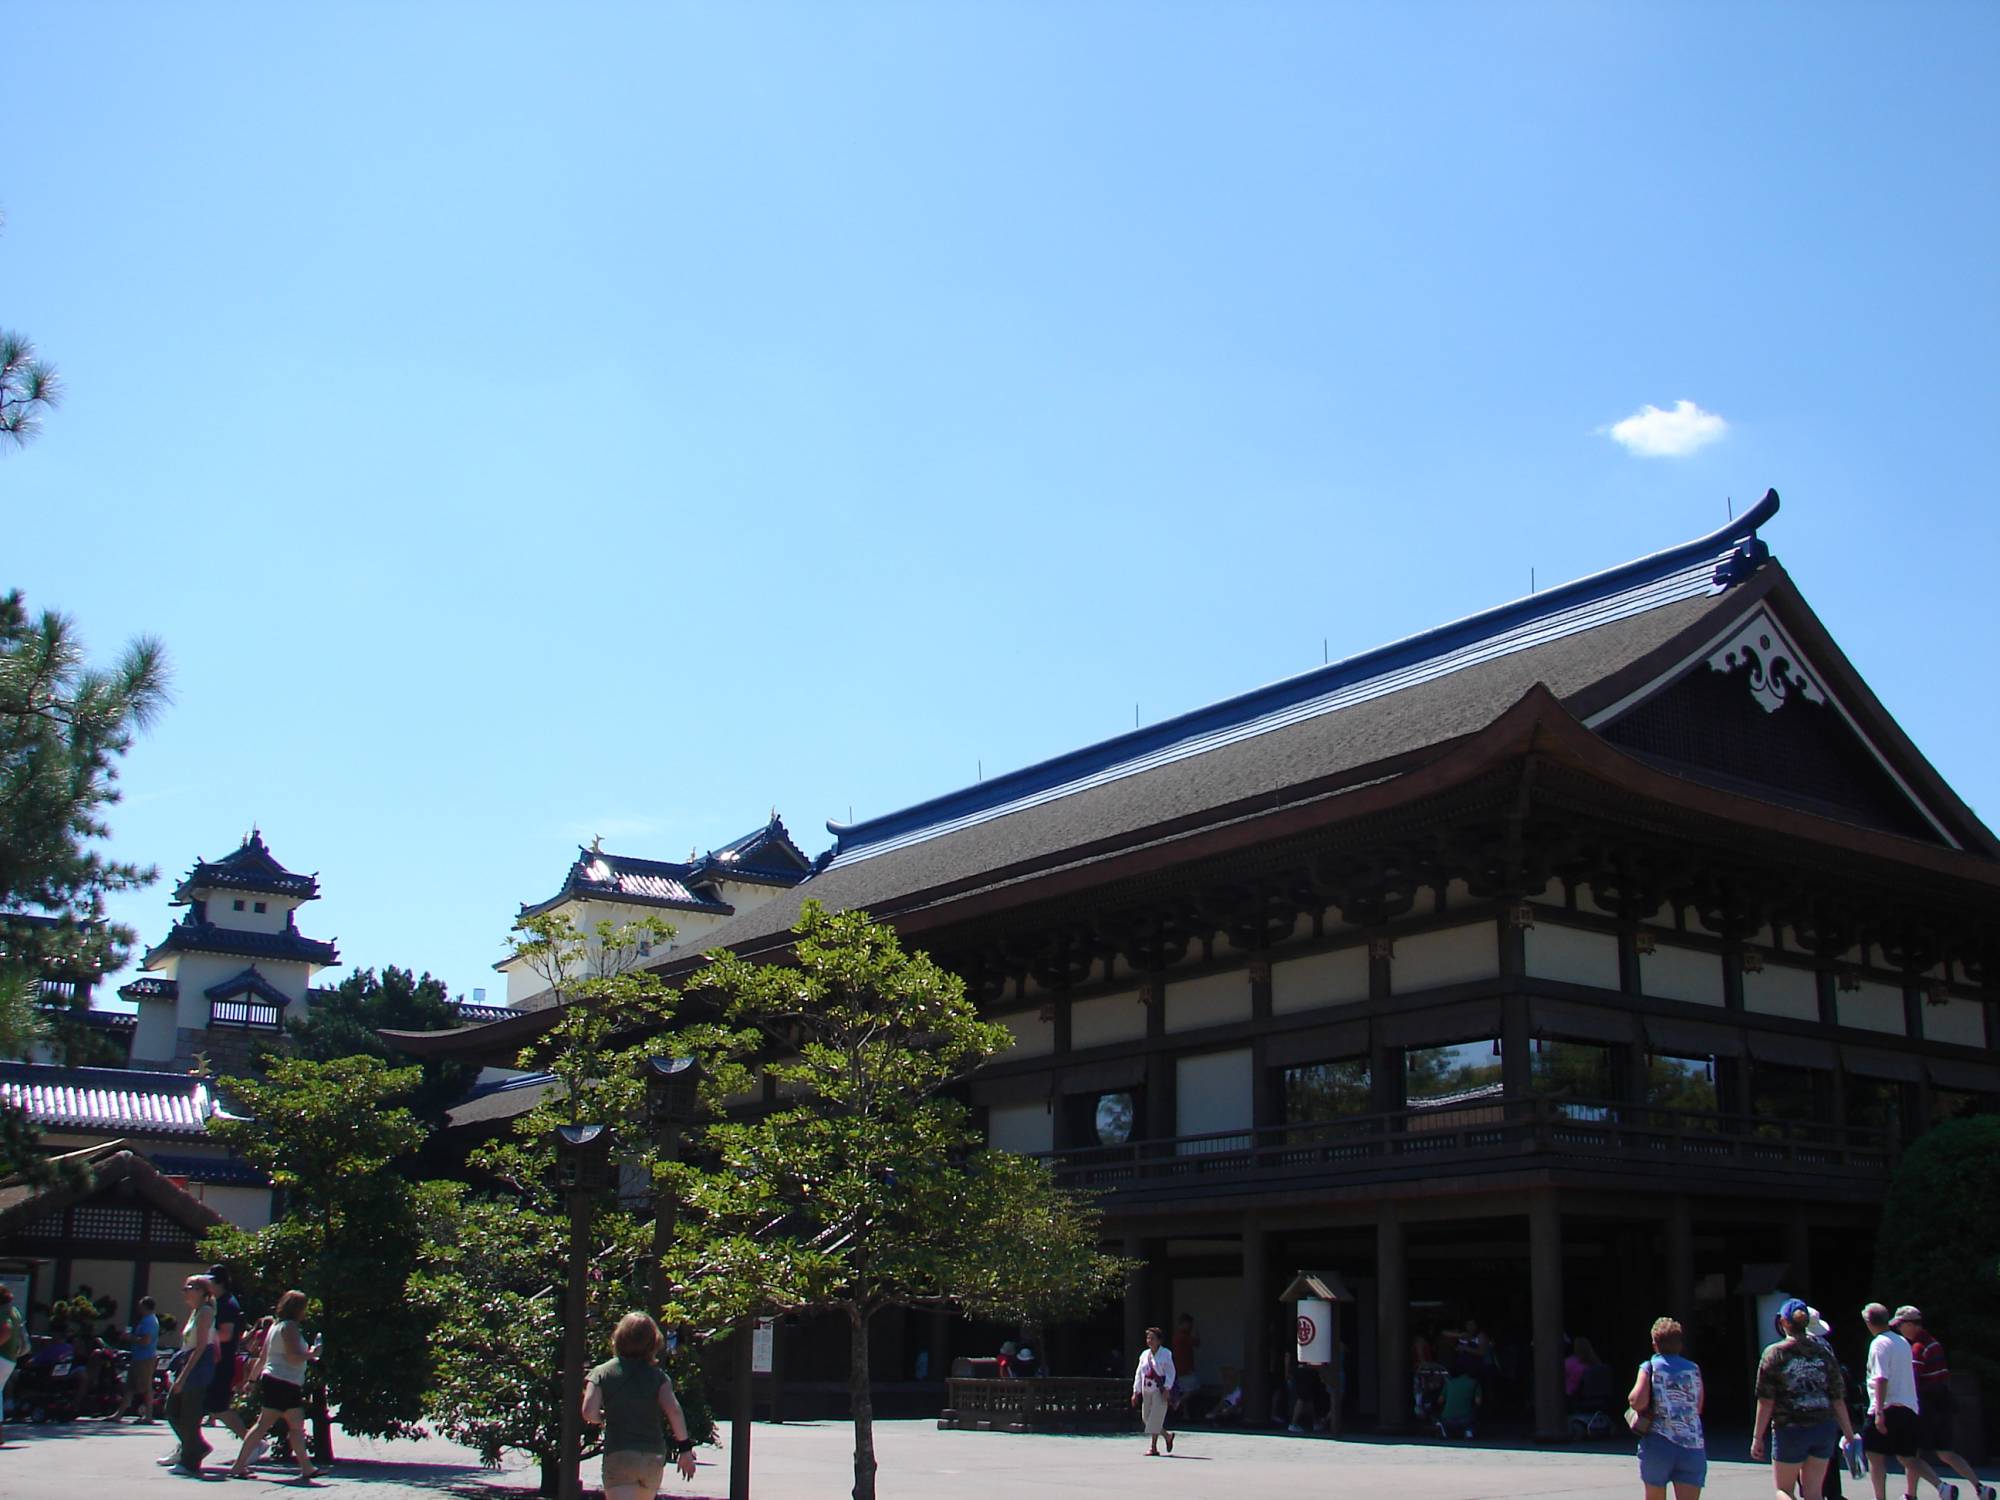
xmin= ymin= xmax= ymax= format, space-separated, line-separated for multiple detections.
xmin=664 ymin=902 xmax=1128 ymax=1500
xmin=414 ymin=912 xmax=714 ymax=1495
xmin=287 ymin=964 xmax=477 ymax=1121
xmin=1875 ymin=1115 xmax=2000 ymax=1391
xmin=202 ymin=1056 xmax=441 ymax=1453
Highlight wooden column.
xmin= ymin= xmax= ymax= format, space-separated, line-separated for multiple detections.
xmin=1666 ymin=1196 xmax=1695 ymax=1335
xmin=1241 ymin=1221 xmax=1271 ymax=1430
xmin=1501 ymin=992 xmax=1532 ymax=1100
xmin=1122 ymin=1233 xmax=1148 ymax=1367
xmin=1375 ymin=1206 xmax=1408 ymax=1433
xmin=1529 ymin=1191 xmax=1565 ymax=1441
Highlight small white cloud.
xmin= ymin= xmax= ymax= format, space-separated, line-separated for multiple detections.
xmin=1605 ymin=399 xmax=1728 ymax=458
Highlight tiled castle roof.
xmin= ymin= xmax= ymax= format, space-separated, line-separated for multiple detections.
xmin=173 ymin=829 xmax=320 ymax=904
xmin=0 ymin=1062 xmax=223 ymax=1139
xmin=517 ymin=815 xmax=815 ymax=920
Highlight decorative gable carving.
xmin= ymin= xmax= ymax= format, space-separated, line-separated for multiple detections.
xmin=1705 ymin=609 xmax=1826 ymax=715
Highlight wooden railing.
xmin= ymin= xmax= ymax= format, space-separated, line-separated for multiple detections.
xmin=1042 ymin=1097 xmax=1892 ymax=1198
xmin=209 ymin=997 xmax=282 ymax=1031
xmin=939 ymin=1377 xmax=1130 ymax=1432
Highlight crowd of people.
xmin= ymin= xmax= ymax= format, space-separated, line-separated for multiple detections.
xmin=0 ymin=1263 xmax=325 ymax=1481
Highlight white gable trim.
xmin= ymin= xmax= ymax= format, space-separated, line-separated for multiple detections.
xmin=1582 ymin=603 xmax=1960 ymax=849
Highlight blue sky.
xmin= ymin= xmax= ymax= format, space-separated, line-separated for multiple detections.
xmin=6 ymin=4 xmax=1996 ymax=1003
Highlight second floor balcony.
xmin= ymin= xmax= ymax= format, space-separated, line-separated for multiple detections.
xmin=1039 ymin=1094 xmax=1894 ymax=1207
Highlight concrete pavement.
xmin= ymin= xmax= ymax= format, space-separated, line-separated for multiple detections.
xmin=1 ymin=1415 xmax=1992 ymax=1499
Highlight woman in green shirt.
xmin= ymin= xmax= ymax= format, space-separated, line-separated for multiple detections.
xmin=582 ymin=1312 xmax=698 ymax=1498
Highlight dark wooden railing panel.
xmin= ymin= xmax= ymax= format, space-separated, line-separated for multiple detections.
xmin=1041 ymin=1097 xmax=1891 ymax=1197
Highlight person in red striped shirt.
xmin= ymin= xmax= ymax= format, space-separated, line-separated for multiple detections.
xmin=1892 ymin=1308 xmax=1994 ymax=1500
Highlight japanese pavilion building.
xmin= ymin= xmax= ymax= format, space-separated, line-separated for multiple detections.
xmin=495 ymin=815 xmax=815 ymax=1008
xmin=119 ymin=831 xmax=340 ymax=1072
xmin=400 ymin=493 xmax=2000 ymax=1436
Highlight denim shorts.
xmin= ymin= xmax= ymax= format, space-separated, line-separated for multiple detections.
xmin=1773 ymin=1419 xmax=1840 ymax=1465
xmin=1639 ymin=1433 xmax=1708 ymax=1488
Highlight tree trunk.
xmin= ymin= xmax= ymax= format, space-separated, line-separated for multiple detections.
xmin=848 ymin=1304 xmax=877 ymax=1500
xmin=539 ymin=1456 xmax=558 ymax=1497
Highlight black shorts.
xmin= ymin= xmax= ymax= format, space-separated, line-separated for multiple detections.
xmin=1863 ymin=1405 xmax=1919 ymax=1458
xmin=1918 ymin=1387 xmax=1955 ymax=1450
xmin=257 ymin=1375 xmax=304 ymax=1412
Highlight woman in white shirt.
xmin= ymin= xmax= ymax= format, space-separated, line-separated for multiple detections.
xmin=1131 ymin=1326 xmax=1178 ymax=1456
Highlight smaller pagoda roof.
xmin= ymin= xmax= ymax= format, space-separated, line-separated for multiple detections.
xmin=520 ymin=850 xmax=735 ymax=920
xmin=119 ymin=976 xmax=178 ymax=1003
xmin=0 ymin=1062 xmax=224 ymax=1139
xmin=144 ymin=919 xmax=338 ymax=971
xmin=452 ymin=998 xmax=517 ymax=1025
xmin=0 ymin=1145 xmax=226 ymax=1238
xmin=203 ymin=966 xmax=295 ymax=1008
xmin=172 ymin=829 xmax=320 ymax=905
xmin=688 ymin=814 xmax=816 ymax=888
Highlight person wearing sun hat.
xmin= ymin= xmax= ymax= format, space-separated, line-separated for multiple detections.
xmin=1893 ymin=1306 xmax=1992 ymax=1500
xmin=1861 ymin=1301 xmax=1940 ymax=1500
xmin=1755 ymin=1298 xmax=1858 ymax=1499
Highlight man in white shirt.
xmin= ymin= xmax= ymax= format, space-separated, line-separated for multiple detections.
xmin=1862 ymin=1302 xmax=1950 ymax=1500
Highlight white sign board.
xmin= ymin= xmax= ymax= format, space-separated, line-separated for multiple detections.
xmin=751 ymin=1317 xmax=776 ymax=1376
xmin=1295 ymin=1297 xmax=1332 ymax=1366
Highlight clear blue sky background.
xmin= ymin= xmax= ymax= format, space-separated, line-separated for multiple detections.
xmin=6 ymin=3 xmax=1996 ymax=1004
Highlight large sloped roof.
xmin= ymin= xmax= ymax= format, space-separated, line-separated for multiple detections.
xmin=389 ymin=492 xmax=2000 ymax=1065
xmin=640 ymin=497 xmax=1795 ymax=958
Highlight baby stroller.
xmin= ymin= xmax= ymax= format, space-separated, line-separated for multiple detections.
xmin=1567 ymin=1362 xmax=1614 ymax=1440
xmin=1412 ymin=1364 xmax=1447 ymax=1425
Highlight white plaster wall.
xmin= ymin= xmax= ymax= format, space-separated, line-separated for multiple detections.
xmin=1166 ymin=971 xmax=1251 ymax=1034
xmin=1743 ymin=964 xmax=1819 ymax=1022
xmin=1524 ymin=925 xmax=1621 ymax=991
xmin=161 ymin=951 xmax=314 ymax=1027
xmin=986 ymin=1100 xmax=1055 ymax=1155
xmin=1272 ymin=947 xmax=1369 ymax=1016
xmin=1527 ymin=878 xmax=1563 ymax=907
xmin=192 ymin=1183 xmax=273 ymax=1231
xmin=1072 ymin=990 xmax=1147 ymax=1049
xmin=131 ymin=1001 xmax=179 ymax=1064
xmin=1176 ymin=1048 xmax=1253 ymax=1149
xmin=1641 ymin=946 xmax=1724 ymax=1007
xmin=999 ymin=1010 xmax=1055 ymax=1059
xmin=1925 ymin=997 xmax=1988 ymax=1047
xmin=1836 ymin=982 xmax=1905 ymax=1036
xmin=196 ymin=895 xmax=303 ymax=935
xmin=1392 ymin=924 xmax=1499 ymax=993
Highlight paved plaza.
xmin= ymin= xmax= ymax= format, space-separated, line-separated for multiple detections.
xmin=5 ymin=1417 xmax=1992 ymax=1500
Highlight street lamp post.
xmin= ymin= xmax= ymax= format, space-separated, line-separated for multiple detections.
xmin=553 ymin=1123 xmax=612 ymax=1500
xmin=640 ymin=1056 xmax=704 ymax=1319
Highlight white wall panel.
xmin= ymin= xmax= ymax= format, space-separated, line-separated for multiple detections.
xmin=1000 ymin=1010 xmax=1055 ymax=1059
xmin=1392 ymin=924 xmax=1499 ymax=993
xmin=1925 ymin=997 xmax=1988 ymax=1047
xmin=1072 ymin=991 xmax=1147 ymax=1049
xmin=1640 ymin=945 xmax=1723 ymax=1007
xmin=986 ymin=1100 xmax=1055 ymax=1155
xmin=1524 ymin=925 xmax=1621 ymax=991
xmin=1176 ymin=1048 xmax=1253 ymax=1151
xmin=1272 ymin=946 xmax=1370 ymax=1015
xmin=1743 ymin=964 xmax=1819 ymax=1021
xmin=1166 ymin=971 xmax=1252 ymax=1034
xmin=1836 ymin=982 xmax=1905 ymax=1036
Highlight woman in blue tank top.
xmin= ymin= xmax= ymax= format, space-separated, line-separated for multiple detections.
xmin=1628 ymin=1315 xmax=1706 ymax=1500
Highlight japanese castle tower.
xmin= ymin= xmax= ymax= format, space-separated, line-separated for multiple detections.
xmin=119 ymin=831 xmax=339 ymax=1071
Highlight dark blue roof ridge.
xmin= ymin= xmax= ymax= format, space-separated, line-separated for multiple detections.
xmin=826 ymin=491 xmax=1782 ymax=854
xmin=173 ymin=828 xmax=319 ymax=903
xmin=144 ymin=919 xmax=339 ymax=969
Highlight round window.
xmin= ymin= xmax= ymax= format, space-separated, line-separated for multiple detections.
xmin=1094 ymin=1091 xmax=1135 ymax=1146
